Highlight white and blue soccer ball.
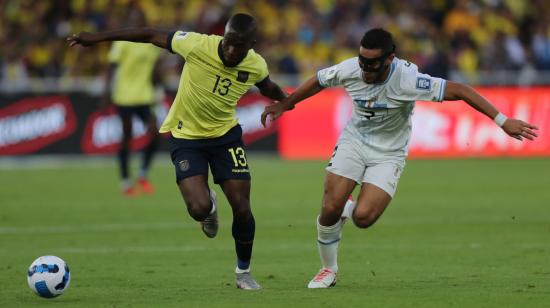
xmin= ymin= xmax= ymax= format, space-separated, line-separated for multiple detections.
xmin=27 ymin=256 xmax=70 ymax=298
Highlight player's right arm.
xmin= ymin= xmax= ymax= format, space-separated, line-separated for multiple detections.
xmin=67 ymin=28 xmax=170 ymax=49
xmin=260 ymin=76 xmax=324 ymax=127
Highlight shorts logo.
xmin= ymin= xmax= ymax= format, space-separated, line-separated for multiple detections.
xmin=237 ymin=71 xmax=249 ymax=83
xmin=416 ymin=77 xmax=431 ymax=90
xmin=178 ymin=160 xmax=190 ymax=172
xmin=177 ymin=121 xmax=183 ymax=129
xmin=394 ymin=167 xmax=400 ymax=177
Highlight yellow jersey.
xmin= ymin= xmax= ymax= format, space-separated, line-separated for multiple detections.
xmin=159 ymin=31 xmax=269 ymax=139
xmin=108 ymin=41 xmax=161 ymax=106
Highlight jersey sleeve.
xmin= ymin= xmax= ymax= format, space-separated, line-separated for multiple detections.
xmin=169 ymin=31 xmax=202 ymax=59
xmin=256 ymin=56 xmax=269 ymax=83
xmin=316 ymin=63 xmax=342 ymax=88
xmin=107 ymin=42 xmax=123 ymax=64
xmin=394 ymin=63 xmax=447 ymax=102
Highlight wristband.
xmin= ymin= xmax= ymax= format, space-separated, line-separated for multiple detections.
xmin=494 ymin=113 xmax=507 ymax=127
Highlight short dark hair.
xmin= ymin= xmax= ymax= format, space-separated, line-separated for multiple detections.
xmin=360 ymin=28 xmax=394 ymax=54
xmin=226 ymin=13 xmax=257 ymax=34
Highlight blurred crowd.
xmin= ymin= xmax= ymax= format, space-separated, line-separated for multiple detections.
xmin=2 ymin=0 xmax=550 ymax=90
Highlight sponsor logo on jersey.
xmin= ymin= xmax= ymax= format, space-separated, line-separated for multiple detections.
xmin=416 ymin=77 xmax=431 ymax=90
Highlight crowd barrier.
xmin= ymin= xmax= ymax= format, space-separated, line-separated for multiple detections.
xmin=2 ymin=88 xmax=549 ymax=159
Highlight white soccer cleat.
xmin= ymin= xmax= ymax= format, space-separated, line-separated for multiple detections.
xmin=200 ymin=189 xmax=218 ymax=238
xmin=236 ymin=272 xmax=262 ymax=290
xmin=307 ymin=268 xmax=337 ymax=288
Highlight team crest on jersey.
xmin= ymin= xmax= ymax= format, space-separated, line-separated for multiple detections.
xmin=416 ymin=77 xmax=431 ymax=90
xmin=178 ymin=160 xmax=190 ymax=172
xmin=237 ymin=71 xmax=249 ymax=82
xmin=175 ymin=32 xmax=188 ymax=40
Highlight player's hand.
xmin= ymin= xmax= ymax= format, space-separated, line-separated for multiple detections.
xmin=67 ymin=32 xmax=99 ymax=47
xmin=501 ymin=119 xmax=538 ymax=141
xmin=261 ymin=100 xmax=294 ymax=127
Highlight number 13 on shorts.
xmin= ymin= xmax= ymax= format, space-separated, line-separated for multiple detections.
xmin=228 ymin=147 xmax=248 ymax=168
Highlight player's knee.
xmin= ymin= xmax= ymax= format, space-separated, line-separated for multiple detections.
xmin=185 ymin=199 xmax=212 ymax=221
xmin=352 ymin=210 xmax=379 ymax=229
xmin=321 ymin=200 xmax=343 ymax=218
xmin=232 ymin=204 xmax=251 ymax=221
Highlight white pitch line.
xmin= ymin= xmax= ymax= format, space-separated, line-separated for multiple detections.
xmin=2 ymin=242 xmax=549 ymax=257
xmin=0 ymin=216 xmax=544 ymax=235
xmin=0 ymin=222 xmax=193 ymax=235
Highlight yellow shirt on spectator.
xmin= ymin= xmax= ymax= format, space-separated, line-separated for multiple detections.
xmin=108 ymin=41 xmax=161 ymax=105
xmin=160 ymin=31 xmax=269 ymax=139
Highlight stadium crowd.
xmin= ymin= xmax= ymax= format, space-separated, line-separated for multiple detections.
xmin=2 ymin=0 xmax=550 ymax=88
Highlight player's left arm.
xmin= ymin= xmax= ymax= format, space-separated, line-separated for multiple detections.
xmin=255 ymin=76 xmax=287 ymax=101
xmin=443 ymin=81 xmax=538 ymax=141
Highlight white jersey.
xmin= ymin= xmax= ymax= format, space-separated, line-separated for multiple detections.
xmin=317 ymin=57 xmax=446 ymax=159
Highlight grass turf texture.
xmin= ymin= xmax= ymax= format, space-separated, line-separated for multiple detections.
xmin=1 ymin=157 xmax=549 ymax=307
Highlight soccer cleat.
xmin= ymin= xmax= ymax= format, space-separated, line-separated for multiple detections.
xmin=122 ymin=186 xmax=139 ymax=197
xmin=236 ymin=272 xmax=261 ymax=290
xmin=307 ymin=268 xmax=337 ymax=288
xmin=137 ymin=178 xmax=155 ymax=194
xmin=200 ymin=189 xmax=218 ymax=238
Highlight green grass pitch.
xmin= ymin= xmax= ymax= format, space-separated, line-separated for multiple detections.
xmin=1 ymin=156 xmax=549 ymax=307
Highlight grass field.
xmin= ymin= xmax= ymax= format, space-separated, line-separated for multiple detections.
xmin=1 ymin=156 xmax=549 ymax=307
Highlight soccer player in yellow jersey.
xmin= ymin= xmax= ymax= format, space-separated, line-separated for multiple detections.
xmin=104 ymin=9 xmax=161 ymax=196
xmin=68 ymin=13 xmax=287 ymax=290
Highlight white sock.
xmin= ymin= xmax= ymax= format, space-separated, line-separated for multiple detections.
xmin=341 ymin=199 xmax=356 ymax=219
xmin=138 ymin=169 xmax=147 ymax=180
xmin=316 ymin=216 xmax=343 ymax=272
xmin=235 ymin=266 xmax=250 ymax=274
xmin=121 ymin=179 xmax=132 ymax=190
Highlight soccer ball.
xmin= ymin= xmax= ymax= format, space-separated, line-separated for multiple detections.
xmin=27 ymin=256 xmax=71 ymax=298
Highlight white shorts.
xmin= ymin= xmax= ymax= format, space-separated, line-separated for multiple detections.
xmin=325 ymin=135 xmax=405 ymax=198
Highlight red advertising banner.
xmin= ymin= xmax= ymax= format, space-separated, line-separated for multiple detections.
xmin=278 ymin=87 xmax=550 ymax=159
xmin=0 ymin=96 xmax=77 ymax=155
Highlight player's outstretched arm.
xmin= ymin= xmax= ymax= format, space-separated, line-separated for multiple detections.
xmin=256 ymin=76 xmax=287 ymax=101
xmin=444 ymin=81 xmax=539 ymax=141
xmin=261 ymin=76 xmax=324 ymax=127
xmin=67 ymin=28 xmax=170 ymax=49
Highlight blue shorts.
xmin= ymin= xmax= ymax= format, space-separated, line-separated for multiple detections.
xmin=169 ymin=125 xmax=251 ymax=184
xmin=116 ymin=105 xmax=154 ymax=123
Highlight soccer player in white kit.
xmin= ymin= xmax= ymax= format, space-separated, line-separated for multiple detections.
xmin=261 ymin=28 xmax=539 ymax=288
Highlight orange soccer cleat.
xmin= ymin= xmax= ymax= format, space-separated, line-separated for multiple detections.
xmin=137 ymin=178 xmax=155 ymax=194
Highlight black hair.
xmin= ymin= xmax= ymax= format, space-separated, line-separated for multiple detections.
xmin=226 ymin=13 xmax=257 ymax=34
xmin=360 ymin=28 xmax=394 ymax=54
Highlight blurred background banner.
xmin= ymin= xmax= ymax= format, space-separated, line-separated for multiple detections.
xmin=277 ymin=87 xmax=550 ymax=159
xmin=0 ymin=96 xmax=77 ymax=155
xmin=4 ymin=87 xmax=547 ymax=158
xmin=0 ymin=93 xmax=278 ymax=155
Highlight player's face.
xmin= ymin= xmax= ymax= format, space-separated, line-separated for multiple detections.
xmin=358 ymin=47 xmax=394 ymax=84
xmin=221 ymin=32 xmax=254 ymax=67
